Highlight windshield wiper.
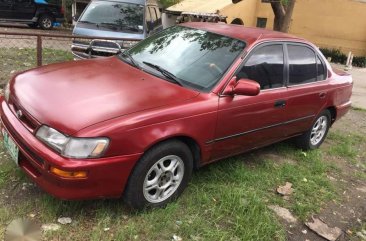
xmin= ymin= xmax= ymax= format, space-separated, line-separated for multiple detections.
xmin=142 ymin=61 xmax=183 ymax=86
xmin=120 ymin=52 xmax=140 ymax=69
xmin=78 ymin=20 xmax=94 ymax=24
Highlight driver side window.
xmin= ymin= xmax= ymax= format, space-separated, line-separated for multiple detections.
xmin=236 ymin=44 xmax=284 ymax=90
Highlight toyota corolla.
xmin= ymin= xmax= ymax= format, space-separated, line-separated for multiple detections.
xmin=0 ymin=23 xmax=352 ymax=209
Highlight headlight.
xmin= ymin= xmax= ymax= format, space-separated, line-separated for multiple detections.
xmin=4 ymin=82 xmax=10 ymax=102
xmin=36 ymin=126 xmax=69 ymax=152
xmin=36 ymin=125 xmax=109 ymax=159
xmin=63 ymin=138 xmax=109 ymax=158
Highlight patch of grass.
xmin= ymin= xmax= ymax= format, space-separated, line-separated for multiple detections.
xmin=352 ymin=106 xmax=366 ymax=112
xmin=0 ymin=127 xmax=364 ymax=240
xmin=327 ymin=131 xmax=365 ymax=161
xmin=2 ymin=146 xmax=333 ymax=240
xmin=0 ymin=47 xmax=73 ymax=85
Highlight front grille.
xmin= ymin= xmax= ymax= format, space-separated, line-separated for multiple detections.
xmin=2 ymin=115 xmax=45 ymax=166
xmin=71 ymin=39 xmax=131 ymax=59
xmin=91 ymin=40 xmax=121 ymax=49
xmin=9 ymin=99 xmax=40 ymax=133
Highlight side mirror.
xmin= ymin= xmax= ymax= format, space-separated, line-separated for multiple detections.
xmin=223 ymin=78 xmax=260 ymax=96
xmin=73 ymin=15 xmax=80 ymax=22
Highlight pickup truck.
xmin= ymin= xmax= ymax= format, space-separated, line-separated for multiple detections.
xmin=0 ymin=0 xmax=64 ymax=30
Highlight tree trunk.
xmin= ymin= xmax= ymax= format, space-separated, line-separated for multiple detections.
xmin=271 ymin=0 xmax=296 ymax=33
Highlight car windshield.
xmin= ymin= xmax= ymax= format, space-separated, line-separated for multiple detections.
xmin=79 ymin=1 xmax=144 ymax=34
xmin=124 ymin=26 xmax=246 ymax=91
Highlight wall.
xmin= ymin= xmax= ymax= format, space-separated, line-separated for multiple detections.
xmin=254 ymin=0 xmax=366 ymax=56
xmin=221 ymin=0 xmax=257 ymax=26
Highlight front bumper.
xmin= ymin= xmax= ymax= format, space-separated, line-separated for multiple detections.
xmin=0 ymin=98 xmax=141 ymax=200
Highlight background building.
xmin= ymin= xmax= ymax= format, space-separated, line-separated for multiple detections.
xmin=166 ymin=0 xmax=366 ymax=56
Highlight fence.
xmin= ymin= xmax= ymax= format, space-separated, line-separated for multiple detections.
xmin=0 ymin=31 xmax=140 ymax=87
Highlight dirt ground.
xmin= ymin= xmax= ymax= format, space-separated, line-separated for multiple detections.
xmin=288 ymin=110 xmax=366 ymax=241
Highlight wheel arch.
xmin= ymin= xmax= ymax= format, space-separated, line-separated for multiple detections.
xmin=326 ymin=106 xmax=337 ymax=125
xmin=143 ymin=135 xmax=202 ymax=170
xmin=35 ymin=9 xmax=55 ymax=20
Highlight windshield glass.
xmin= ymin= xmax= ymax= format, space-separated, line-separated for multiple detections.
xmin=125 ymin=26 xmax=246 ymax=91
xmin=79 ymin=1 xmax=144 ymax=34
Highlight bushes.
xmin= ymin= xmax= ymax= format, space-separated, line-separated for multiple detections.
xmin=319 ymin=48 xmax=366 ymax=68
xmin=353 ymin=56 xmax=366 ymax=68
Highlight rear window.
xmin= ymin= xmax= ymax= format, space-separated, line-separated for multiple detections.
xmin=288 ymin=45 xmax=317 ymax=85
xmin=79 ymin=1 xmax=144 ymax=34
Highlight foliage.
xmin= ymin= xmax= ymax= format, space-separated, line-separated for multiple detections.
xmin=353 ymin=56 xmax=366 ymax=68
xmin=159 ymin=0 xmax=182 ymax=8
xmin=320 ymin=48 xmax=347 ymax=64
xmin=319 ymin=48 xmax=366 ymax=68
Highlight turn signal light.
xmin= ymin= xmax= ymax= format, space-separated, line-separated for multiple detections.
xmin=50 ymin=167 xmax=87 ymax=179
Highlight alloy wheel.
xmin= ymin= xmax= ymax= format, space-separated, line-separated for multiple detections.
xmin=310 ymin=116 xmax=328 ymax=146
xmin=143 ymin=155 xmax=184 ymax=203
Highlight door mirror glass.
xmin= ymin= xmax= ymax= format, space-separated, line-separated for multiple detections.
xmin=232 ymin=79 xmax=260 ymax=96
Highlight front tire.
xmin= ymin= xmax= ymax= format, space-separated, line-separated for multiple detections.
xmin=295 ymin=110 xmax=331 ymax=150
xmin=124 ymin=140 xmax=193 ymax=210
xmin=38 ymin=15 xmax=54 ymax=30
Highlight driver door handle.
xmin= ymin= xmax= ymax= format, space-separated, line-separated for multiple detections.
xmin=274 ymin=100 xmax=286 ymax=108
xmin=319 ymin=92 xmax=327 ymax=99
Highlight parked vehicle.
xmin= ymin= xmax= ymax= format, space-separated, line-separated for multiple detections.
xmin=1 ymin=23 xmax=352 ymax=209
xmin=71 ymin=0 xmax=162 ymax=59
xmin=0 ymin=0 xmax=64 ymax=30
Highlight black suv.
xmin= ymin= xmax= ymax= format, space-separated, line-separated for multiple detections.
xmin=0 ymin=0 xmax=64 ymax=30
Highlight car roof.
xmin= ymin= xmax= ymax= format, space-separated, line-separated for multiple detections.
xmin=180 ymin=22 xmax=307 ymax=46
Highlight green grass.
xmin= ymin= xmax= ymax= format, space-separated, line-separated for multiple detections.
xmin=0 ymin=127 xmax=365 ymax=240
xmin=327 ymin=131 xmax=365 ymax=162
xmin=352 ymin=106 xmax=366 ymax=112
xmin=0 ymin=143 xmax=334 ymax=240
xmin=0 ymin=47 xmax=73 ymax=85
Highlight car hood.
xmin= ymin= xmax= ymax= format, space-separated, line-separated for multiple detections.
xmin=12 ymin=57 xmax=199 ymax=135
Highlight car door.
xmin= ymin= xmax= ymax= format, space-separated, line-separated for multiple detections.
xmin=212 ymin=43 xmax=290 ymax=160
xmin=283 ymin=43 xmax=329 ymax=137
xmin=12 ymin=0 xmax=36 ymax=20
xmin=0 ymin=0 xmax=14 ymax=19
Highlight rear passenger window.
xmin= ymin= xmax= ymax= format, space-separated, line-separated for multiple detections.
xmin=237 ymin=44 xmax=284 ymax=90
xmin=288 ymin=45 xmax=317 ymax=85
xmin=317 ymin=56 xmax=326 ymax=80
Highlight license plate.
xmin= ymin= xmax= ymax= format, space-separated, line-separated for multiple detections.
xmin=2 ymin=129 xmax=19 ymax=165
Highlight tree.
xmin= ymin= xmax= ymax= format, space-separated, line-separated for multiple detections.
xmin=159 ymin=0 xmax=182 ymax=8
xmin=270 ymin=0 xmax=296 ymax=33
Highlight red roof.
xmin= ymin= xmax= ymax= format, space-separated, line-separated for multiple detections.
xmin=181 ymin=22 xmax=306 ymax=45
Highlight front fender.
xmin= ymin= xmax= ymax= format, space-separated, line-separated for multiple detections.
xmin=75 ymin=93 xmax=219 ymax=164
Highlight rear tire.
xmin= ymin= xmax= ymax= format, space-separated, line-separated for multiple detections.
xmin=295 ymin=110 xmax=331 ymax=150
xmin=38 ymin=15 xmax=54 ymax=30
xmin=124 ymin=140 xmax=193 ymax=210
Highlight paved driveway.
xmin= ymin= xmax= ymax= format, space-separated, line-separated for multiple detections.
xmin=331 ymin=64 xmax=366 ymax=109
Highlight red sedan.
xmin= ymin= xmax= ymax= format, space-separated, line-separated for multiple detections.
xmin=0 ymin=23 xmax=352 ymax=209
